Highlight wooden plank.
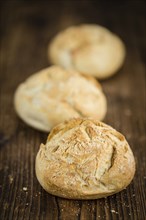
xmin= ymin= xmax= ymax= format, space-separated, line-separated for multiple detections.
xmin=0 ymin=1 xmax=145 ymax=220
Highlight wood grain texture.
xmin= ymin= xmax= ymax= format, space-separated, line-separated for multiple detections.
xmin=0 ymin=1 xmax=146 ymax=220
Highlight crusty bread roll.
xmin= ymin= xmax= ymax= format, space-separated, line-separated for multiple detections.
xmin=14 ymin=66 xmax=107 ymax=132
xmin=48 ymin=24 xmax=126 ymax=79
xmin=36 ymin=118 xmax=135 ymax=199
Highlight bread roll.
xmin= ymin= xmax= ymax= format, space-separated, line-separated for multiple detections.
xmin=49 ymin=24 xmax=126 ymax=79
xmin=36 ymin=118 xmax=135 ymax=199
xmin=14 ymin=66 xmax=107 ymax=131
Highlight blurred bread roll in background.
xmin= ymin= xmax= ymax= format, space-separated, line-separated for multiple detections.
xmin=48 ymin=24 xmax=126 ymax=79
xmin=14 ymin=66 xmax=107 ymax=132
xmin=36 ymin=118 xmax=135 ymax=199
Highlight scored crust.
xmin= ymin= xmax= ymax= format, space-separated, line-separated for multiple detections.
xmin=48 ymin=24 xmax=126 ymax=79
xmin=14 ymin=66 xmax=107 ymax=131
xmin=36 ymin=118 xmax=135 ymax=199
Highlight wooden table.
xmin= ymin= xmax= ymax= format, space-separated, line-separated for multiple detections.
xmin=0 ymin=1 xmax=145 ymax=219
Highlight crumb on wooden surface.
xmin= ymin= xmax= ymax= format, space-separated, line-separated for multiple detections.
xmin=23 ymin=187 xmax=28 ymax=191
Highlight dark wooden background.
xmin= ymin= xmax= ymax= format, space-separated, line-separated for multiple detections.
xmin=0 ymin=1 xmax=146 ymax=219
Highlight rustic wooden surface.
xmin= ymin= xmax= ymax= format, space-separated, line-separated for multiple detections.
xmin=0 ymin=1 xmax=146 ymax=219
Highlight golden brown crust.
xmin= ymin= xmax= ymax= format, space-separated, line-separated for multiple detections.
xmin=14 ymin=66 xmax=107 ymax=132
xmin=48 ymin=24 xmax=126 ymax=79
xmin=36 ymin=118 xmax=135 ymax=199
